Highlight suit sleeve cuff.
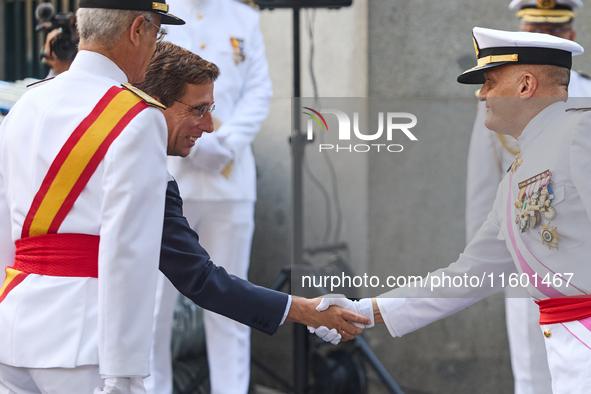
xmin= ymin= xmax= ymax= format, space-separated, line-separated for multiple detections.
xmin=280 ymin=295 xmax=293 ymax=325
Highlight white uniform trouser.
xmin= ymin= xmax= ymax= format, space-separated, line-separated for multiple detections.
xmin=505 ymin=287 xmax=552 ymax=394
xmin=147 ymin=200 xmax=254 ymax=394
xmin=145 ymin=274 xmax=178 ymax=394
xmin=0 ymin=364 xmax=103 ymax=394
xmin=541 ymin=320 xmax=591 ymax=394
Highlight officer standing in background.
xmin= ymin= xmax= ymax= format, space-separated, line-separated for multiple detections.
xmin=0 ymin=1 xmax=184 ymax=393
xmin=149 ymin=0 xmax=273 ymax=393
xmin=140 ymin=40 xmax=369 ymax=394
xmin=465 ymin=1 xmax=591 ymax=393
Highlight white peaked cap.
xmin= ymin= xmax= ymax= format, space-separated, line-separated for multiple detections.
xmin=509 ymin=0 xmax=583 ymax=23
xmin=458 ymin=27 xmax=584 ymax=84
xmin=509 ymin=0 xmax=583 ymax=11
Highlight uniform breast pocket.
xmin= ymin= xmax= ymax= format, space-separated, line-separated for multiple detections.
xmin=214 ymin=47 xmax=248 ymax=97
xmin=217 ymin=47 xmax=247 ymax=70
xmin=550 ymin=182 xmax=565 ymax=205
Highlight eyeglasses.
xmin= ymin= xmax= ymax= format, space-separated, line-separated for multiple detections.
xmin=145 ymin=18 xmax=167 ymax=43
xmin=174 ymin=99 xmax=216 ymax=118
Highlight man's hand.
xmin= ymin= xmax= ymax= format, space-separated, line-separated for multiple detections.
xmin=285 ymin=297 xmax=371 ymax=341
xmin=191 ymin=134 xmax=234 ymax=173
xmin=307 ymin=326 xmax=341 ymax=345
xmin=315 ymin=296 xmax=375 ymax=328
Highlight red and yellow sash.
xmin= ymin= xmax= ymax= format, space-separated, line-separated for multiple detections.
xmin=0 ymin=86 xmax=150 ymax=303
xmin=22 ymin=86 xmax=148 ymax=237
xmin=0 ymin=268 xmax=28 ymax=304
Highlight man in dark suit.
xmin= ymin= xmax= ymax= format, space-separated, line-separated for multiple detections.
xmin=135 ymin=41 xmax=369 ymax=393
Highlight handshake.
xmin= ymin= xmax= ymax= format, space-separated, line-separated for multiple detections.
xmin=288 ymin=296 xmax=376 ymax=345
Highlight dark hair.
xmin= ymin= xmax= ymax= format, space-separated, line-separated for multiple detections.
xmin=135 ymin=41 xmax=220 ymax=106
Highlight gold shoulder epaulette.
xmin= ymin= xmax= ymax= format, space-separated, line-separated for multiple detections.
xmin=26 ymin=76 xmax=55 ymax=88
xmin=566 ymin=107 xmax=591 ymax=112
xmin=235 ymin=0 xmax=259 ymax=9
xmin=121 ymin=83 xmax=166 ymax=110
xmin=576 ymin=70 xmax=591 ymax=80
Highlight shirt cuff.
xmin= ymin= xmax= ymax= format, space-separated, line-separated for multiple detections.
xmin=279 ymin=295 xmax=293 ymax=325
xmin=376 ymin=297 xmax=400 ymax=338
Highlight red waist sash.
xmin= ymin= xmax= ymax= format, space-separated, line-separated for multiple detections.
xmin=536 ymin=296 xmax=591 ymax=325
xmin=13 ymin=233 xmax=99 ymax=278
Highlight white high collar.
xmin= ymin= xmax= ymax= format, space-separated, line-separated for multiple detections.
xmin=68 ymin=50 xmax=128 ymax=84
xmin=517 ymin=100 xmax=567 ymax=152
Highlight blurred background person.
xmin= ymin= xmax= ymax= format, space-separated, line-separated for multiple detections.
xmin=40 ymin=27 xmax=75 ymax=76
xmin=0 ymin=2 xmax=78 ymax=124
xmin=35 ymin=1 xmax=78 ymax=76
xmin=149 ymin=0 xmax=273 ymax=392
xmin=465 ymin=1 xmax=591 ymax=393
xmin=138 ymin=40 xmax=368 ymax=394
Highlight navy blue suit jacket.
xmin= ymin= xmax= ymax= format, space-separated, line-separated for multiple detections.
xmin=159 ymin=179 xmax=289 ymax=335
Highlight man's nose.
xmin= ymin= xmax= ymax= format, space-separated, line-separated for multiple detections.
xmin=478 ymin=87 xmax=487 ymax=102
xmin=201 ymin=112 xmax=215 ymax=133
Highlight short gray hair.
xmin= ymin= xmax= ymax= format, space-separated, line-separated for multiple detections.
xmin=76 ymin=8 xmax=156 ymax=48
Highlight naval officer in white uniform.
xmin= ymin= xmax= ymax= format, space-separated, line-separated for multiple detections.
xmin=0 ymin=1 xmax=184 ymax=393
xmin=149 ymin=1 xmax=273 ymax=393
xmin=466 ymin=2 xmax=591 ymax=393
xmin=317 ymin=27 xmax=591 ymax=394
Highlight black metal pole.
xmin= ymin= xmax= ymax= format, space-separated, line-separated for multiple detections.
xmin=13 ymin=0 xmax=23 ymax=80
xmin=288 ymin=4 xmax=401 ymax=394
xmin=293 ymin=8 xmax=300 ymax=99
xmin=355 ymin=336 xmax=405 ymax=394
xmin=291 ymin=6 xmax=310 ymax=394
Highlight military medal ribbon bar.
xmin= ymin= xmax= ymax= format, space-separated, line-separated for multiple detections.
xmin=514 ymin=170 xmax=560 ymax=249
xmin=230 ymin=37 xmax=245 ymax=65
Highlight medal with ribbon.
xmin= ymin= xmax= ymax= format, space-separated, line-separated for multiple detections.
xmin=230 ymin=37 xmax=245 ymax=65
xmin=514 ymin=170 xmax=560 ymax=249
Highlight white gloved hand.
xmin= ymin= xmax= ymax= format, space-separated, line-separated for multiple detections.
xmin=190 ymin=134 xmax=234 ymax=173
xmin=308 ymin=325 xmax=341 ymax=345
xmin=315 ymin=297 xmax=375 ymax=329
xmin=94 ymin=376 xmax=145 ymax=394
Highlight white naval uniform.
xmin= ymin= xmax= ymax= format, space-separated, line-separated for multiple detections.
xmin=0 ymin=50 xmax=168 ymax=392
xmin=379 ymin=101 xmax=591 ymax=394
xmin=145 ymin=1 xmax=273 ymax=393
xmin=466 ymin=70 xmax=591 ymax=394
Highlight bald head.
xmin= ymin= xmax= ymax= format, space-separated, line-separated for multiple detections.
xmin=484 ymin=64 xmax=570 ymax=97
xmin=519 ymin=64 xmax=571 ymax=95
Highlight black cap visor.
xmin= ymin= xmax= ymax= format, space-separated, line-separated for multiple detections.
xmin=457 ymin=62 xmax=511 ymax=84
xmin=156 ymin=11 xmax=184 ymax=25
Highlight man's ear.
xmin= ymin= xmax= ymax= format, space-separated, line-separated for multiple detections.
xmin=129 ymin=15 xmax=146 ymax=46
xmin=519 ymin=72 xmax=538 ymax=98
